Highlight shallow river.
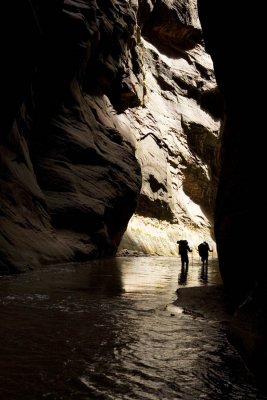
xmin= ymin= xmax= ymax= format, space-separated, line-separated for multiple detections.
xmin=0 ymin=256 xmax=266 ymax=399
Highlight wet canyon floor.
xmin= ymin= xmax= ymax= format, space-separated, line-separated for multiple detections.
xmin=0 ymin=256 xmax=266 ymax=399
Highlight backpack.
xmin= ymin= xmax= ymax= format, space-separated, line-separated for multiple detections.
xmin=198 ymin=243 xmax=203 ymax=256
xmin=198 ymin=242 xmax=208 ymax=257
xmin=178 ymin=240 xmax=187 ymax=255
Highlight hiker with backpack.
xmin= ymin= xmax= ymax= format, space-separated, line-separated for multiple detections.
xmin=198 ymin=241 xmax=213 ymax=266
xmin=177 ymin=240 xmax=192 ymax=269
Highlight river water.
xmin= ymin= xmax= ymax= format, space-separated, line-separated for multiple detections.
xmin=0 ymin=256 xmax=266 ymax=400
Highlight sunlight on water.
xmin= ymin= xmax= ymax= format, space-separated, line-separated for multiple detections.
xmin=0 ymin=256 xmax=266 ymax=400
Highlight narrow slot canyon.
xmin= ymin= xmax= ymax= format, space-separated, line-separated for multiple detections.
xmin=0 ymin=0 xmax=264 ymax=398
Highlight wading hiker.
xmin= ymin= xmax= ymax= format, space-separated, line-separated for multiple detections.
xmin=198 ymin=241 xmax=212 ymax=266
xmin=177 ymin=240 xmax=192 ymax=269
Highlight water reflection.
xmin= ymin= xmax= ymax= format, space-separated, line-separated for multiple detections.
xmin=85 ymin=258 xmax=124 ymax=295
xmin=0 ymin=257 xmax=266 ymax=400
xmin=199 ymin=263 xmax=208 ymax=283
xmin=176 ymin=257 xmax=221 ymax=288
xmin=178 ymin=264 xmax=188 ymax=285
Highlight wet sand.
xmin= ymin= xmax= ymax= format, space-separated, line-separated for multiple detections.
xmin=174 ymin=285 xmax=233 ymax=322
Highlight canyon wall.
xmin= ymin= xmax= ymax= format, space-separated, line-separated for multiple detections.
xmin=118 ymin=0 xmax=222 ymax=256
xmin=0 ymin=0 xmax=221 ymax=273
xmin=198 ymin=0 xmax=266 ymax=387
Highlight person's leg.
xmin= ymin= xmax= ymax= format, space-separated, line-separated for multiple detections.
xmin=185 ymin=255 xmax=189 ymax=268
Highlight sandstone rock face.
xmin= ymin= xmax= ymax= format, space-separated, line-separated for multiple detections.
xmin=0 ymin=0 xmax=141 ymax=272
xmin=118 ymin=0 xmax=222 ymax=255
xmin=0 ymin=0 xmax=221 ymax=273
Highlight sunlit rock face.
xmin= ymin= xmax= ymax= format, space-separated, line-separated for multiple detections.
xmin=0 ymin=0 xmax=221 ymax=273
xmin=118 ymin=0 xmax=222 ymax=255
xmin=198 ymin=0 xmax=265 ymax=386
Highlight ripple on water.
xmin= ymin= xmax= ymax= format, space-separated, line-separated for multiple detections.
xmin=0 ymin=257 xmax=266 ymax=399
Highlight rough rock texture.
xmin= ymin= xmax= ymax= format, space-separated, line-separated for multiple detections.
xmin=0 ymin=0 xmax=221 ymax=273
xmin=0 ymin=0 xmax=142 ymax=272
xmin=118 ymin=0 xmax=223 ymax=255
xmin=198 ymin=0 xmax=266 ymax=388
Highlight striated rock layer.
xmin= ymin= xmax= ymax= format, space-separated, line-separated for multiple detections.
xmin=0 ymin=0 xmax=221 ymax=273
xmin=117 ymin=0 xmax=223 ymax=255
xmin=0 ymin=0 xmax=142 ymax=272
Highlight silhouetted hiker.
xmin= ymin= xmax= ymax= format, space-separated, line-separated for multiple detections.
xmin=177 ymin=240 xmax=192 ymax=268
xmin=198 ymin=241 xmax=212 ymax=266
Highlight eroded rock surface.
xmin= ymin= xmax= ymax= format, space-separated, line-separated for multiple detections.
xmin=118 ymin=0 xmax=222 ymax=254
xmin=0 ymin=0 xmax=221 ymax=272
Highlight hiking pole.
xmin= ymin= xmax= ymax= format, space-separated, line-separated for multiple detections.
xmin=196 ymin=246 xmax=199 ymax=262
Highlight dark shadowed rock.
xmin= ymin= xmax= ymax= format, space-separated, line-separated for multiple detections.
xmin=0 ymin=0 xmax=141 ymax=272
xmin=0 ymin=0 xmax=220 ymax=271
xmin=198 ymin=0 xmax=266 ymax=387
